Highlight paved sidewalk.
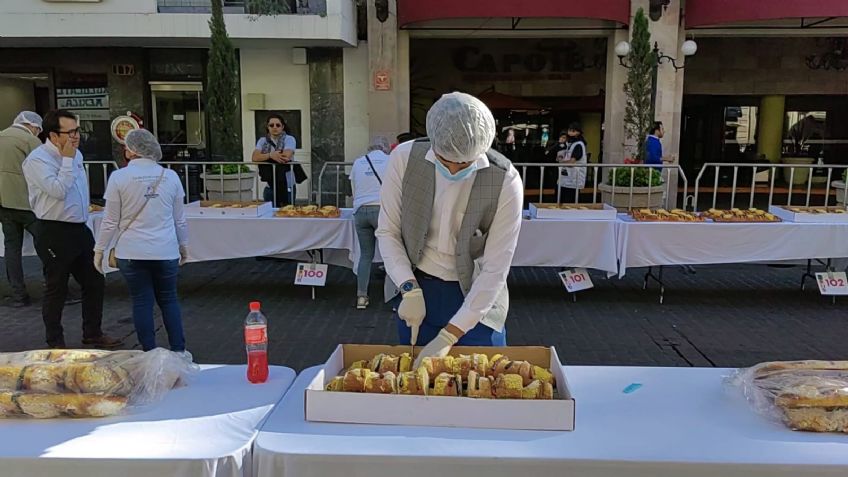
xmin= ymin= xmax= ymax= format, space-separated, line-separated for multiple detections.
xmin=1 ymin=257 xmax=845 ymax=371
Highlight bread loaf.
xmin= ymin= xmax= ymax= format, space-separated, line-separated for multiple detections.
xmin=784 ymin=408 xmax=848 ymax=433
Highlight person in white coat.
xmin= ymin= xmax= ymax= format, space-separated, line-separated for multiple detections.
xmin=94 ymin=129 xmax=189 ymax=352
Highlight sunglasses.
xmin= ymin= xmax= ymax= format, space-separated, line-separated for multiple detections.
xmin=268 ymin=123 xmax=283 ymax=128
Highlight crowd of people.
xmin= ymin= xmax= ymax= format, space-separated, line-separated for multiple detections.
xmin=0 ymin=109 xmax=188 ymax=352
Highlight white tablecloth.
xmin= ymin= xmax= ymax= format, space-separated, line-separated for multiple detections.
xmin=0 ymin=364 xmax=295 ymax=477
xmin=616 ymin=216 xmax=848 ymax=277
xmin=514 ymin=217 xmax=618 ymax=273
xmin=254 ymin=365 xmax=848 ymax=477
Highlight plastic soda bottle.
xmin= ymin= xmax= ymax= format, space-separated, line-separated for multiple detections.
xmin=245 ymin=301 xmax=269 ymax=384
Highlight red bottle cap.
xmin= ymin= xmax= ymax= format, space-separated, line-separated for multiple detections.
xmin=249 ymin=301 xmax=261 ymax=312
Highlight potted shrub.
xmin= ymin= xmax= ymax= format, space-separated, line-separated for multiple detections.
xmin=599 ymin=167 xmax=665 ymax=210
xmin=201 ymin=164 xmax=257 ymax=201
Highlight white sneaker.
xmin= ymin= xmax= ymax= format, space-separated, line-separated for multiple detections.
xmin=356 ymin=296 xmax=369 ymax=309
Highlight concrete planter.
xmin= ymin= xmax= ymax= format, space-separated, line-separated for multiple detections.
xmin=832 ymin=180 xmax=847 ymax=207
xmin=781 ymin=157 xmax=814 ymax=185
xmin=598 ymin=183 xmax=665 ymax=210
xmin=200 ymin=171 xmax=257 ymax=202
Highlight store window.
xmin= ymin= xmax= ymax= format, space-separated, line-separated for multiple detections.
xmin=783 ymin=96 xmax=848 ymax=163
xmin=724 ymin=106 xmax=758 ymax=155
xmin=150 ymin=82 xmax=205 ymax=147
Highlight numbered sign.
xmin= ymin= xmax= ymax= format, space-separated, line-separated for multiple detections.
xmin=295 ymin=263 xmax=329 ymax=287
xmin=815 ymin=272 xmax=848 ymax=295
xmin=558 ymin=268 xmax=594 ymax=293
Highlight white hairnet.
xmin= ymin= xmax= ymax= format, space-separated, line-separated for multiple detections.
xmin=13 ymin=111 xmax=43 ymax=130
xmin=425 ymin=92 xmax=495 ymax=163
xmin=125 ymin=129 xmax=163 ymax=162
xmin=367 ymin=136 xmax=391 ymax=154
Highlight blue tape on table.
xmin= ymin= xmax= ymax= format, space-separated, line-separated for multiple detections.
xmin=622 ymin=383 xmax=643 ymax=394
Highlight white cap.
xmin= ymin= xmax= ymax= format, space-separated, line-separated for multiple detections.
xmin=425 ymin=92 xmax=495 ymax=164
xmin=13 ymin=111 xmax=43 ymax=131
xmin=125 ymin=128 xmax=163 ymax=162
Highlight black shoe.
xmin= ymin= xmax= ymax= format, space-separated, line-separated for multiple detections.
xmin=48 ymin=341 xmax=67 ymax=349
xmin=82 ymin=334 xmax=124 ymax=349
xmin=3 ymin=296 xmax=31 ymax=308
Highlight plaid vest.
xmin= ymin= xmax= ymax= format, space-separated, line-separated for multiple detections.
xmin=399 ymin=139 xmax=510 ymax=331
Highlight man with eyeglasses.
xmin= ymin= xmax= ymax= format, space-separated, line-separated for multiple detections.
xmin=0 ymin=111 xmax=43 ymax=308
xmin=22 ymin=110 xmax=123 ymax=349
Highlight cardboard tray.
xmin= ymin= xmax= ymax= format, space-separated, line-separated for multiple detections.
xmin=529 ymin=203 xmax=617 ymax=221
xmin=185 ymin=200 xmax=273 ymax=217
xmin=769 ymin=205 xmax=848 ymax=223
xmin=305 ymin=344 xmax=575 ymax=431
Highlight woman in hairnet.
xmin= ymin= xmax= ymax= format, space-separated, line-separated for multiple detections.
xmin=93 ymin=129 xmax=189 ymax=353
xmin=376 ymin=92 xmax=524 ymax=368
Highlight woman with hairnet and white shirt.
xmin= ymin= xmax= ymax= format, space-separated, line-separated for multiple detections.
xmin=376 ymin=92 xmax=524 ymax=368
xmin=94 ymin=129 xmax=189 ymax=353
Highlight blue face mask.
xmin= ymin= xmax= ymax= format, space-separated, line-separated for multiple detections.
xmin=435 ymin=158 xmax=477 ymax=182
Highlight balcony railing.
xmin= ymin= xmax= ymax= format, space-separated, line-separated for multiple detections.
xmin=156 ymin=0 xmax=326 ymax=15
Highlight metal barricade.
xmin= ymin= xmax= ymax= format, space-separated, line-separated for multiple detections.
xmin=83 ymin=160 xmax=314 ymax=205
xmin=316 ymin=160 xmax=688 ymax=211
xmin=692 ymin=162 xmax=848 ymax=211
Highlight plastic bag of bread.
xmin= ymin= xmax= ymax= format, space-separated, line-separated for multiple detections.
xmin=727 ymin=360 xmax=848 ymax=433
xmin=0 ymin=348 xmax=199 ymax=419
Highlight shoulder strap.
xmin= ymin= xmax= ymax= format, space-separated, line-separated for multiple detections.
xmin=364 ymin=154 xmax=382 ymax=185
xmin=114 ymin=168 xmax=167 ymax=246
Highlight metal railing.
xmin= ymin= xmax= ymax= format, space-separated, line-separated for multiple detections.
xmin=692 ymin=162 xmax=848 ymax=211
xmin=316 ymin=161 xmax=688 ymax=211
xmin=83 ymin=160 xmax=313 ymax=206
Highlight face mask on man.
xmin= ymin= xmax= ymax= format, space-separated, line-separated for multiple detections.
xmin=435 ymin=158 xmax=477 ymax=182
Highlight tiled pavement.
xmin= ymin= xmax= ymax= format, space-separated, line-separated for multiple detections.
xmin=1 ymin=256 xmax=846 ymax=372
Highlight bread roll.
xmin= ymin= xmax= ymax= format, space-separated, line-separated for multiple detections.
xmin=375 ymin=354 xmax=400 ymax=374
xmin=342 ymin=368 xmax=369 ymax=392
xmin=466 ymin=371 xmax=494 ymax=399
xmin=0 ymin=392 xmax=20 ymax=417
xmin=454 ymin=354 xmax=489 ymax=381
xmin=64 ymin=363 xmax=132 ymax=396
xmin=491 ymin=358 xmax=533 ymax=385
xmin=531 ymin=365 xmax=555 ymax=386
xmin=432 ymin=373 xmax=462 ymax=397
xmin=325 ymin=376 xmax=344 ymax=391
xmin=398 ymin=353 xmax=413 ymax=373
xmin=784 ymin=408 xmax=848 ymax=433
xmin=421 ymin=356 xmax=455 ymax=380
xmin=347 ymin=360 xmax=369 ymax=371
xmin=753 ymin=360 xmax=848 ymax=379
xmin=397 ymin=367 xmax=429 ymax=396
xmin=0 ymin=366 xmax=23 ymax=391
xmin=14 ymin=393 xmax=127 ymax=419
xmin=364 ymin=371 xmax=396 ymax=394
xmin=493 ymin=374 xmax=523 ymax=399
xmin=20 ymin=365 xmax=65 ymax=393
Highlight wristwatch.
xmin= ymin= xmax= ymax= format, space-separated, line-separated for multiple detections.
xmin=400 ymin=280 xmax=418 ymax=295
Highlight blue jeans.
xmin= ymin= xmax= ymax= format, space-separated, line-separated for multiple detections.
xmin=117 ymin=259 xmax=185 ymax=352
xmin=395 ymin=271 xmax=507 ymax=346
xmin=354 ymin=206 xmax=380 ymax=297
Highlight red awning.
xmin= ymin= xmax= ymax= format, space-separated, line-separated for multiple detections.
xmin=687 ymin=0 xmax=848 ymax=27
xmin=398 ymin=0 xmax=630 ymax=28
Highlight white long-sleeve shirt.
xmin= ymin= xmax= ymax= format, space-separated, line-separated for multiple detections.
xmin=376 ymin=141 xmax=523 ymax=332
xmin=22 ymin=140 xmax=89 ymax=223
xmin=94 ymin=158 xmax=188 ymax=260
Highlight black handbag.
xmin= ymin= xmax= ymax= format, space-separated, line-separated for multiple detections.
xmin=292 ymin=163 xmax=308 ymax=184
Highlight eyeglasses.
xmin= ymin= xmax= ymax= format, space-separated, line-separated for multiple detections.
xmin=55 ymin=128 xmax=81 ymax=137
xmin=268 ymin=123 xmax=283 ymax=128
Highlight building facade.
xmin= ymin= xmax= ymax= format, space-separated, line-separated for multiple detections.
xmin=2 ymin=0 xmax=847 ymax=200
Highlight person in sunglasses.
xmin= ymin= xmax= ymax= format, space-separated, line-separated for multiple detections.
xmin=21 ymin=110 xmax=122 ymax=349
xmin=252 ymin=114 xmax=298 ymax=206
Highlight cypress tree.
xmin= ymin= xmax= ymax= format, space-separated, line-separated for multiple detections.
xmin=623 ymin=8 xmax=654 ymax=162
xmin=207 ymin=0 xmax=241 ymax=161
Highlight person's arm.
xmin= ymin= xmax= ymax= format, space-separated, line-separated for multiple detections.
xmin=22 ymin=153 xmax=76 ymax=200
xmin=173 ymin=199 xmax=188 ymax=247
xmin=94 ymin=181 xmax=122 ymax=253
xmin=375 ymin=144 xmax=416 ymax=287
xmin=448 ymin=167 xmax=524 ymax=333
xmin=251 ymin=138 xmax=271 ymax=163
xmin=282 ymin=136 xmax=296 ymax=162
xmin=349 ymin=160 xmax=360 ymax=198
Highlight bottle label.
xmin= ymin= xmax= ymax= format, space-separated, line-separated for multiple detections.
xmin=245 ymin=325 xmax=267 ymax=345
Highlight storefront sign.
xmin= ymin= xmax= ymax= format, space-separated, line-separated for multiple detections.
xmin=110 ymin=114 xmax=141 ymax=144
xmin=452 ymin=43 xmax=601 ymax=74
xmin=374 ymin=70 xmax=391 ymax=91
xmin=58 ymin=96 xmax=110 ymax=110
xmin=57 ymin=87 xmax=110 ymax=119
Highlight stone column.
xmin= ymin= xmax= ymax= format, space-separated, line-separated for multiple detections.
xmin=603 ymin=28 xmax=629 ymax=166
xmin=107 ymin=49 xmax=145 ymax=165
xmin=309 ymin=48 xmax=346 ymax=204
xmin=366 ymin=0 xmax=409 ymax=141
xmin=757 ymin=95 xmax=786 ymax=163
xmin=579 ymin=112 xmax=602 ymax=163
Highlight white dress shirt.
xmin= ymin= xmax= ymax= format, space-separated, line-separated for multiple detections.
xmin=350 ymin=150 xmax=389 ymax=212
xmin=22 ymin=141 xmax=89 ymax=223
xmin=95 ymin=158 xmax=188 ymax=260
xmin=376 ymin=141 xmax=524 ymax=332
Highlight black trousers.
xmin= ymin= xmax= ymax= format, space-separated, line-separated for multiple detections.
xmin=33 ymin=220 xmax=104 ymax=347
xmin=0 ymin=207 xmax=39 ymax=301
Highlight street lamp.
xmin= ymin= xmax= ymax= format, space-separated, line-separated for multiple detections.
xmin=616 ymin=39 xmax=697 ymax=118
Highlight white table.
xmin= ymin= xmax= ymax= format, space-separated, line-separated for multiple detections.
xmin=514 ymin=217 xmax=618 ymax=274
xmin=0 ymin=364 xmax=295 ymax=477
xmin=616 ymin=217 xmax=848 ymax=278
xmin=254 ymin=365 xmax=848 ymax=477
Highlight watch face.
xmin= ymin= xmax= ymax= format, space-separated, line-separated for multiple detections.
xmin=401 ymin=282 xmax=414 ymax=292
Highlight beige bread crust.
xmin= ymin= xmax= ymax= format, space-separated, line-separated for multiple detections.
xmin=783 ymin=408 xmax=848 ymax=433
xmin=13 ymin=393 xmax=128 ymax=419
xmin=466 ymin=371 xmax=494 ymax=399
xmin=422 ymin=356 xmax=455 ymax=380
xmin=64 ymin=363 xmax=132 ymax=396
xmin=776 ymin=393 xmax=848 ymax=408
xmin=325 ymin=376 xmax=344 ymax=391
xmin=493 ymin=374 xmax=523 ymax=399
xmin=342 ymin=368 xmax=368 ymax=392
xmin=0 ymin=366 xmax=24 ymax=392
xmin=754 ymin=360 xmax=848 ymax=378
xmin=432 ymin=373 xmax=461 ymax=397
xmin=364 ymin=371 xmax=397 ymax=394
